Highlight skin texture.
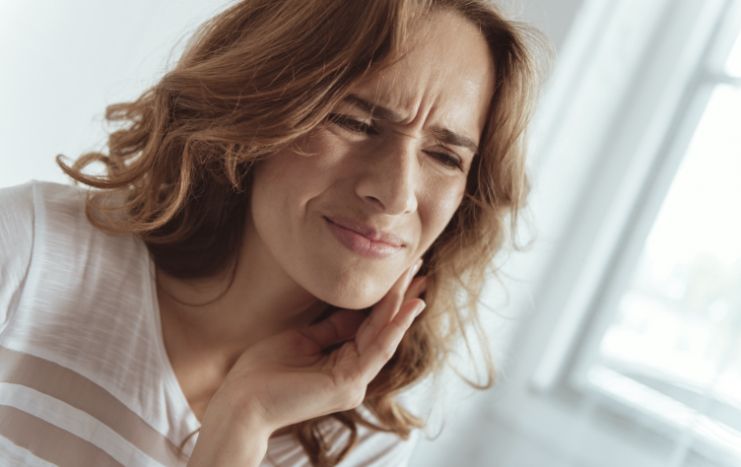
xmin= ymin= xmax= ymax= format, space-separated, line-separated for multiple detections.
xmin=157 ymin=8 xmax=495 ymax=432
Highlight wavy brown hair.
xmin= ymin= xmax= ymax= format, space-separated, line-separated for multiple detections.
xmin=57 ymin=0 xmax=544 ymax=465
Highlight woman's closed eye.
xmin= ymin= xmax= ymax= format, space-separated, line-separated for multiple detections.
xmin=327 ymin=113 xmax=378 ymax=135
xmin=327 ymin=113 xmax=464 ymax=171
xmin=424 ymin=150 xmax=463 ymax=170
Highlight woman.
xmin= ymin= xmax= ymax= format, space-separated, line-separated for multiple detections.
xmin=0 ymin=0 xmax=541 ymax=465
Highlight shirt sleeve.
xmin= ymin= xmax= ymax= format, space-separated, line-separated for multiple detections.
xmin=0 ymin=181 xmax=36 ymax=332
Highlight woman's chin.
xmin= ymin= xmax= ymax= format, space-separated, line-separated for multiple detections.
xmin=313 ymin=278 xmax=391 ymax=311
xmin=319 ymin=291 xmax=379 ymax=311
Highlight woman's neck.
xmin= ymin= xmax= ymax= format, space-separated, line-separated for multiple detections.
xmin=153 ymin=223 xmax=326 ymax=365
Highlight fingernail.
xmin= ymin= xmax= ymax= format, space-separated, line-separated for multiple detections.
xmin=404 ymin=259 xmax=422 ymax=290
xmin=409 ymin=259 xmax=423 ymax=279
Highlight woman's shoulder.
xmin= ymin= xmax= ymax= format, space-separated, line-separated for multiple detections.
xmin=0 ymin=179 xmax=87 ymax=225
xmin=0 ymin=180 xmax=70 ymax=272
xmin=0 ymin=180 xmax=90 ymax=330
xmin=1 ymin=179 xmax=134 ymax=243
xmin=0 ymin=181 xmax=39 ymax=328
xmin=0 ymin=180 xmax=37 ymax=224
xmin=0 ymin=180 xmax=98 ymax=258
xmin=0 ymin=179 xmax=146 ymax=293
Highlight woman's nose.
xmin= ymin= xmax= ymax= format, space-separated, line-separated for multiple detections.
xmin=354 ymin=136 xmax=419 ymax=215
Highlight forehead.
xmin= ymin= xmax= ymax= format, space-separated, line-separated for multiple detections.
xmin=347 ymin=9 xmax=495 ymax=139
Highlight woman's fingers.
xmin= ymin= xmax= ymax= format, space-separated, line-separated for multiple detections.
xmin=345 ymin=275 xmax=427 ymax=388
xmin=356 ymin=297 xmax=426 ymax=380
xmin=355 ymin=259 xmax=422 ymax=354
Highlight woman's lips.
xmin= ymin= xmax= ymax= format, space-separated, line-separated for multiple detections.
xmin=324 ymin=217 xmax=403 ymax=258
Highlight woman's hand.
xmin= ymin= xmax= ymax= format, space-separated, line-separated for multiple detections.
xmin=207 ymin=259 xmax=427 ymax=435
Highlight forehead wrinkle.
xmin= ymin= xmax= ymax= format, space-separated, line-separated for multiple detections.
xmin=344 ymin=94 xmax=404 ymax=123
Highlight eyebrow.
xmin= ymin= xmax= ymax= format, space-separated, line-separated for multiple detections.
xmin=343 ymin=94 xmax=480 ymax=155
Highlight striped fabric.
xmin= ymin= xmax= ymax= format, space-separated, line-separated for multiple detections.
xmin=0 ymin=181 xmax=418 ymax=466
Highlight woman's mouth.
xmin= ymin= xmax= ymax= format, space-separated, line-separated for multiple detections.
xmin=323 ymin=216 xmax=404 ymax=258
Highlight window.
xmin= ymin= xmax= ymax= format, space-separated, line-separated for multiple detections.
xmin=487 ymin=1 xmax=741 ymax=467
xmin=554 ymin=1 xmax=741 ymax=465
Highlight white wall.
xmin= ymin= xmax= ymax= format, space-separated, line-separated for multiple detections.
xmin=0 ymin=0 xmax=231 ymax=187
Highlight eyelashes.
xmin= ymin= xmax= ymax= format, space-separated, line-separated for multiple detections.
xmin=328 ymin=113 xmax=378 ymax=135
xmin=326 ymin=113 xmax=464 ymax=170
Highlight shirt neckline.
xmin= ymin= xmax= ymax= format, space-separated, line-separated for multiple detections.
xmin=142 ymin=245 xmax=300 ymax=449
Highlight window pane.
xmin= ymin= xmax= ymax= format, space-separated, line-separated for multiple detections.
xmin=587 ymin=84 xmax=741 ymax=464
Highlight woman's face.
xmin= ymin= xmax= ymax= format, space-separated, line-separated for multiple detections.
xmin=248 ymin=9 xmax=495 ymax=309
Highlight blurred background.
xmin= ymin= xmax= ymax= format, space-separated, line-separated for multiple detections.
xmin=1 ymin=1 xmax=739 ymax=466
